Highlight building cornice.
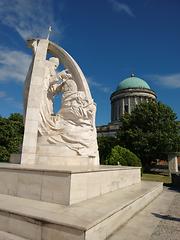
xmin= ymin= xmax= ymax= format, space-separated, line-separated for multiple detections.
xmin=110 ymin=88 xmax=156 ymax=101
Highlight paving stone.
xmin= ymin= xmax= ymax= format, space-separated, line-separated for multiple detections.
xmin=108 ymin=187 xmax=180 ymax=240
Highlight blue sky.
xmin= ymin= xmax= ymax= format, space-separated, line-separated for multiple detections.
xmin=0 ymin=0 xmax=179 ymax=125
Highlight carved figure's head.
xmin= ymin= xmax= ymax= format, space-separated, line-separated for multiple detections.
xmin=49 ymin=57 xmax=59 ymax=69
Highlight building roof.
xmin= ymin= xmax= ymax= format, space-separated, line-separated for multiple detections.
xmin=117 ymin=74 xmax=151 ymax=91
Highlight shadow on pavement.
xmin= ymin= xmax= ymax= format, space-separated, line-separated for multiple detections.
xmin=163 ymin=183 xmax=180 ymax=193
xmin=152 ymin=213 xmax=180 ymax=222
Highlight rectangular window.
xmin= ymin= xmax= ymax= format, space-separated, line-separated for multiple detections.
xmin=124 ymin=104 xmax=128 ymax=113
xmin=124 ymin=98 xmax=129 ymax=113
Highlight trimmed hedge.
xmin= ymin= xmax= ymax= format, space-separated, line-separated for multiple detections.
xmin=107 ymin=145 xmax=141 ymax=167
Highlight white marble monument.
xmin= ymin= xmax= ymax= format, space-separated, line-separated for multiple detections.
xmin=0 ymin=38 xmax=163 ymax=240
xmin=21 ymin=39 xmax=99 ymax=166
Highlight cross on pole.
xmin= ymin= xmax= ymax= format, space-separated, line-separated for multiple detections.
xmin=47 ymin=26 xmax=52 ymax=40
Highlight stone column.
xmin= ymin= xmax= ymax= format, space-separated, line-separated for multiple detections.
xmin=111 ymin=102 xmax=114 ymax=122
xmin=117 ymin=101 xmax=120 ymax=120
xmin=128 ymin=97 xmax=131 ymax=114
xmin=21 ymin=39 xmax=49 ymax=165
xmin=168 ymin=153 xmax=178 ymax=174
xmin=135 ymin=96 xmax=137 ymax=105
xmin=119 ymin=99 xmax=122 ymax=118
xmin=122 ymin=98 xmax=125 ymax=115
xmin=113 ymin=102 xmax=116 ymax=120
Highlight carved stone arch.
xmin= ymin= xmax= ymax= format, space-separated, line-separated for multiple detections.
xmin=27 ymin=39 xmax=92 ymax=102
xmin=47 ymin=41 xmax=92 ymax=102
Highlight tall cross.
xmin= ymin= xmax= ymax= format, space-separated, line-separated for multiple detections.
xmin=47 ymin=26 xmax=52 ymax=40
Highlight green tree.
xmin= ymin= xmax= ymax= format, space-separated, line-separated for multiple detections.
xmin=107 ymin=145 xmax=141 ymax=167
xmin=118 ymin=101 xmax=180 ymax=170
xmin=0 ymin=113 xmax=24 ymax=162
xmin=97 ymin=136 xmax=118 ymax=164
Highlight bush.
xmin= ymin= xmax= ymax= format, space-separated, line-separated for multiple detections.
xmin=0 ymin=146 xmax=10 ymax=162
xmin=0 ymin=113 xmax=24 ymax=163
xmin=98 ymin=136 xmax=118 ymax=164
xmin=107 ymin=145 xmax=141 ymax=167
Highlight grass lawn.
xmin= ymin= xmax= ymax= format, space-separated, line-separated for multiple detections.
xmin=142 ymin=173 xmax=171 ymax=184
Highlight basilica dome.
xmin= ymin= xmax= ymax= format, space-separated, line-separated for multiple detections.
xmin=117 ymin=74 xmax=151 ymax=91
xmin=110 ymin=74 xmax=156 ymax=122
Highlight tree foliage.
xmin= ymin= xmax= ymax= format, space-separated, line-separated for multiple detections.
xmin=118 ymin=101 xmax=180 ymax=170
xmin=107 ymin=145 xmax=141 ymax=167
xmin=0 ymin=113 xmax=24 ymax=162
xmin=97 ymin=136 xmax=118 ymax=164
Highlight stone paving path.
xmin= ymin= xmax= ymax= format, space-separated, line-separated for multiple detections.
xmin=108 ymin=186 xmax=180 ymax=240
xmin=150 ymin=191 xmax=180 ymax=240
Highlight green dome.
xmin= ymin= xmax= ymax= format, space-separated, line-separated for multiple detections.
xmin=117 ymin=75 xmax=151 ymax=91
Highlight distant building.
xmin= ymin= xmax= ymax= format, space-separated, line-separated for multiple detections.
xmin=97 ymin=74 xmax=157 ymax=136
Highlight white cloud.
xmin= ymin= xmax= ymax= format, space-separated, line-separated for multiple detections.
xmin=0 ymin=48 xmax=31 ymax=82
xmin=150 ymin=73 xmax=180 ymax=88
xmin=108 ymin=0 xmax=135 ymax=17
xmin=87 ymin=77 xmax=110 ymax=93
xmin=0 ymin=0 xmax=62 ymax=40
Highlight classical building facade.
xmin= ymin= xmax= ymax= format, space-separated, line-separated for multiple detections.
xmin=111 ymin=74 xmax=156 ymax=122
xmin=97 ymin=74 xmax=157 ymax=136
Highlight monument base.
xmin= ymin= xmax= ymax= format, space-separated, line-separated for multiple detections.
xmin=36 ymin=155 xmax=99 ymax=166
xmin=0 ymin=163 xmax=140 ymax=205
xmin=0 ymin=163 xmax=163 ymax=239
xmin=20 ymin=140 xmax=100 ymax=166
xmin=10 ymin=154 xmax=99 ymax=166
xmin=0 ymin=180 xmax=162 ymax=240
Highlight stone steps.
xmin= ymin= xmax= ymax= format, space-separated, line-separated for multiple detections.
xmin=0 ymin=231 xmax=29 ymax=240
xmin=0 ymin=181 xmax=163 ymax=240
xmin=107 ymin=188 xmax=177 ymax=240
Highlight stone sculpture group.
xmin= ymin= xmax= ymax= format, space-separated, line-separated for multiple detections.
xmin=21 ymin=39 xmax=99 ymax=165
xmin=37 ymin=58 xmax=97 ymax=156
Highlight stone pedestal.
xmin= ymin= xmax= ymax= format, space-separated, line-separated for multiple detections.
xmin=0 ymin=163 xmax=163 ymax=240
xmin=168 ymin=153 xmax=179 ymax=173
xmin=0 ymin=164 xmax=140 ymax=205
xmin=36 ymin=143 xmax=99 ymax=166
xmin=0 ymin=174 xmax=163 ymax=240
xmin=9 ymin=154 xmax=21 ymax=164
